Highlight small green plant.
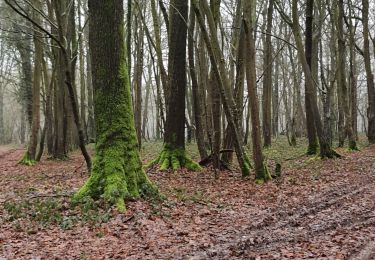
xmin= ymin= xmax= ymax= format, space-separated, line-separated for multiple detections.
xmin=3 ymin=196 xmax=114 ymax=231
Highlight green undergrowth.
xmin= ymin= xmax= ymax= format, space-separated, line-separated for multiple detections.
xmin=260 ymin=137 xmax=308 ymax=163
xmin=2 ymin=197 xmax=112 ymax=232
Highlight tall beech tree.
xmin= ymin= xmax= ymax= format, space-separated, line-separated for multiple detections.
xmin=150 ymin=0 xmax=201 ymax=171
xmin=73 ymin=0 xmax=156 ymax=211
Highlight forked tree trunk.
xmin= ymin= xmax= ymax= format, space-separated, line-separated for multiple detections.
xmin=208 ymin=0 xmax=222 ymax=169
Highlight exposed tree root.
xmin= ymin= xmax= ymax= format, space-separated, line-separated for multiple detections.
xmin=255 ymin=162 xmax=272 ymax=184
xmin=18 ymin=152 xmax=36 ymax=166
xmin=148 ymin=146 xmax=202 ymax=171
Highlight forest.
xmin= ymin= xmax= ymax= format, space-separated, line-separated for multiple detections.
xmin=0 ymin=0 xmax=375 ymax=258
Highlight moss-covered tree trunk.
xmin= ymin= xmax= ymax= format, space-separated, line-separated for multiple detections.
xmin=74 ymin=0 xmax=155 ymax=211
xmin=151 ymin=0 xmax=201 ymax=171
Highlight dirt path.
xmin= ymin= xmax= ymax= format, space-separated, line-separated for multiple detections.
xmin=1 ymin=145 xmax=375 ymax=259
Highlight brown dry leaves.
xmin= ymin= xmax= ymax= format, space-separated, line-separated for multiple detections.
xmin=1 ymin=145 xmax=375 ymax=259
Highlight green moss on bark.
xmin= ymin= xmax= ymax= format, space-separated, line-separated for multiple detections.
xmin=18 ymin=152 xmax=36 ymax=166
xmin=348 ymin=141 xmax=359 ymax=151
xmin=241 ymin=154 xmax=252 ymax=177
xmin=255 ymin=162 xmax=272 ymax=184
xmin=73 ymin=5 xmax=157 ymax=211
xmin=72 ymin=142 xmax=156 ymax=212
xmin=307 ymin=142 xmax=318 ymax=155
xmin=150 ymin=145 xmax=202 ymax=172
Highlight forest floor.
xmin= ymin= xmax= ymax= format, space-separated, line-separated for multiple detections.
xmin=1 ymin=138 xmax=375 ymax=259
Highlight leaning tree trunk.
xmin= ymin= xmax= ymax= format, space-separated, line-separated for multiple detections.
xmin=208 ymin=0 xmax=222 ymax=170
xmin=222 ymin=0 xmax=245 ymax=165
xmin=74 ymin=0 xmax=156 ymax=211
xmin=188 ymin=2 xmax=208 ymax=160
xmin=192 ymin=0 xmax=251 ymax=177
xmin=291 ymin=0 xmax=339 ymax=158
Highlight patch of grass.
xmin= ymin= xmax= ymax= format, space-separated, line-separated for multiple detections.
xmin=261 ymin=137 xmax=308 ymax=163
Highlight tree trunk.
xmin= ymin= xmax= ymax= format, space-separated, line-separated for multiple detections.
xmin=262 ymin=0 xmax=274 ymax=147
xmin=347 ymin=2 xmax=358 ymax=140
xmin=142 ymin=63 xmax=152 ymax=140
xmin=192 ymin=0 xmax=251 ymax=176
xmin=291 ymin=0 xmax=339 ymax=158
xmin=304 ymin=0 xmax=319 ymax=154
xmin=337 ymin=0 xmax=357 ymax=150
xmin=151 ymin=0 xmax=169 ymax=101
xmin=243 ymin=0 xmax=271 ymax=182
xmin=188 ymin=2 xmax=208 ymax=159
xmin=362 ymin=0 xmax=375 ymax=143
xmin=208 ymin=0 xmax=222 ymax=169
xmin=222 ymin=24 xmax=246 ymax=164
xmin=53 ymin=0 xmax=92 ymax=170
xmin=74 ymin=0 xmax=156 ymax=211
xmin=78 ymin=0 xmax=87 ymax=142
xmin=19 ymin=0 xmax=42 ymax=165
xmin=151 ymin=0 xmax=201 ymax=171
xmin=134 ymin=19 xmax=144 ymax=149
xmin=0 ymin=84 xmax=3 ymax=144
